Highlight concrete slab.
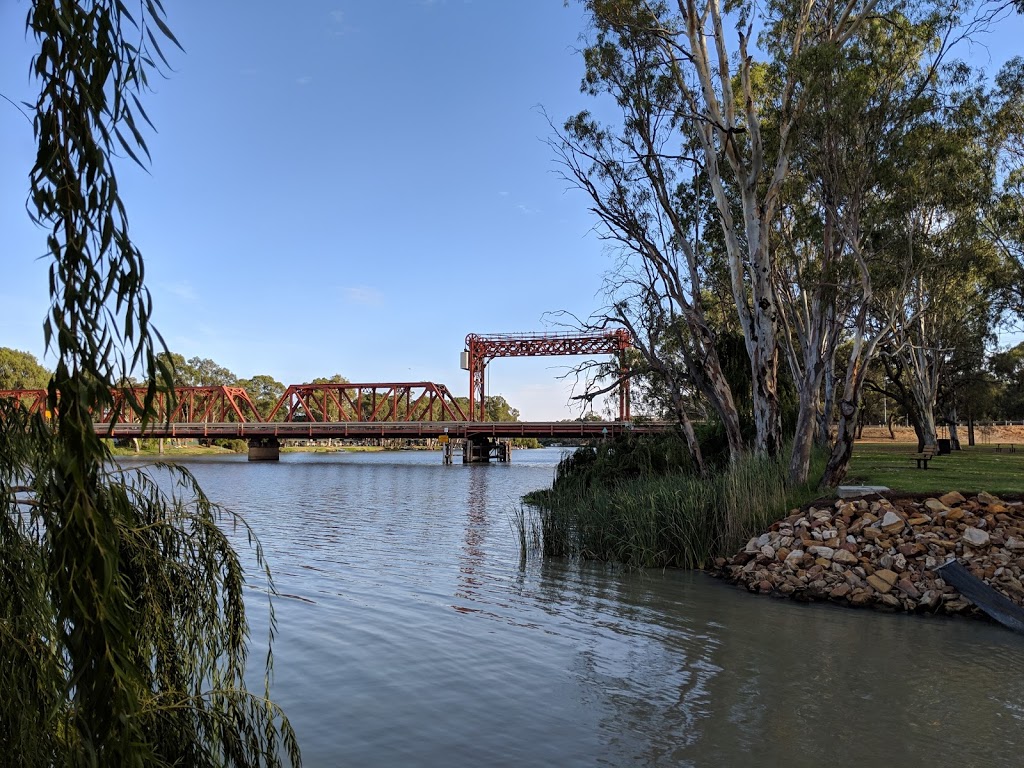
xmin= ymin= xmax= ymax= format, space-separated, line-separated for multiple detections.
xmin=837 ymin=485 xmax=890 ymax=499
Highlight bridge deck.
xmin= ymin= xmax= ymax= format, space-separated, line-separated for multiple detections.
xmin=95 ymin=421 xmax=673 ymax=440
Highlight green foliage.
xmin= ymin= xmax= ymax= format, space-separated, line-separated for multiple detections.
xmin=157 ymin=352 xmax=237 ymax=387
xmin=1 ymin=403 xmax=298 ymax=766
xmin=213 ymin=438 xmax=250 ymax=453
xmin=542 ymin=433 xmax=698 ymax=494
xmin=512 ymin=438 xmax=543 ymax=448
xmin=989 ymin=343 xmax=1024 ymax=419
xmin=0 ymin=347 xmax=51 ymax=390
xmin=525 ymin=436 xmax=827 ymax=568
xmin=235 ymin=374 xmax=285 ymax=420
xmin=484 ymin=395 xmax=520 ymax=422
xmin=3 ymin=1 xmax=299 ymax=764
xmin=309 ymin=373 xmax=350 ymax=385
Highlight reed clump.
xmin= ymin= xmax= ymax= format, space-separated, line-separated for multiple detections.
xmin=522 ymin=436 xmax=826 ymax=569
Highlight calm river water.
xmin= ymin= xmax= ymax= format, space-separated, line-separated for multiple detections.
xmin=134 ymin=448 xmax=1024 ymax=767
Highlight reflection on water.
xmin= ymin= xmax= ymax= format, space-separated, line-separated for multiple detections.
xmin=124 ymin=449 xmax=1024 ymax=767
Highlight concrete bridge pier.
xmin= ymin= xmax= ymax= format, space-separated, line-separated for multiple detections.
xmin=248 ymin=437 xmax=280 ymax=462
xmin=462 ymin=436 xmax=510 ymax=464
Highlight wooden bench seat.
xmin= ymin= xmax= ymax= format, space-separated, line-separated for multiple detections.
xmin=996 ymin=443 xmax=1017 ymax=454
xmin=913 ymin=444 xmax=938 ymax=469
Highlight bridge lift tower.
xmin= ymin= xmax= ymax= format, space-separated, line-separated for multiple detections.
xmin=461 ymin=329 xmax=633 ymax=423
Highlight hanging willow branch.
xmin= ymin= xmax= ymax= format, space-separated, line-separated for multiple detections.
xmin=2 ymin=2 xmax=301 ymax=765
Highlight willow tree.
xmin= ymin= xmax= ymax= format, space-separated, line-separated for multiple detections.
xmin=2 ymin=2 xmax=299 ymax=765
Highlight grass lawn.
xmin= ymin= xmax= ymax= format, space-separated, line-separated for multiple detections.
xmin=845 ymin=441 xmax=1024 ymax=496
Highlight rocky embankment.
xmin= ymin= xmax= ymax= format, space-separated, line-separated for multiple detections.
xmin=715 ymin=491 xmax=1024 ymax=618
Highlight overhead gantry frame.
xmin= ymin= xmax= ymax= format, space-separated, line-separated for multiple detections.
xmin=461 ymin=329 xmax=632 ymax=421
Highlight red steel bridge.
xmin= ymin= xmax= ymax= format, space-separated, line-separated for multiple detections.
xmin=0 ymin=330 xmax=669 ymax=460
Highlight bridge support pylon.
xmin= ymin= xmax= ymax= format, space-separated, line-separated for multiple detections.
xmin=462 ymin=436 xmax=510 ymax=464
xmin=248 ymin=437 xmax=281 ymax=462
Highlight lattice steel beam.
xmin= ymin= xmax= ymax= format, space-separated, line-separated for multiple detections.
xmin=265 ymin=382 xmax=468 ymax=423
xmin=0 ymin=389 xmax=48 ymax=415
xmin=463 ymin=330 xmax=632 ymax=421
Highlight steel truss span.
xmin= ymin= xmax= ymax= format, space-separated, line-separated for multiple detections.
xmin=2 ymin=348 xmax=645 ymax=440
xmin=0 ymin=386 xmax=262 ymax=423
xmin=2 ymin=382 xmax=470 ymax=427
xmin=94 ymin=421 xmax=671 ymax=440
xmin=3 ymin=383 xmax=671 ymax=441
xmin=267 ymin=382 xmax=467 ymax=423
xmin=462 ymin=329 xmax=632 ymax=421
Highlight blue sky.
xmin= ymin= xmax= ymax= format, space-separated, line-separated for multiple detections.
xmin=1 ymin=2 xmax=1021 ymax=420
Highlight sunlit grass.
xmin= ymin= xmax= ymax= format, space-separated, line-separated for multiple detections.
xmin=846 ymin=441 xmax=1024 ymax=495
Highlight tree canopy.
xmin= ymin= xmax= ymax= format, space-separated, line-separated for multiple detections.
xmin=0 ymin=347 xmax=50 ymax=390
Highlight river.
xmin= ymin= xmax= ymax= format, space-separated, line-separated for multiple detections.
xmin=133 ymin=448 xmax=1024 ymax=767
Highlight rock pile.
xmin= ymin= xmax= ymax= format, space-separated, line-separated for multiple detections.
xmin=715 ymin=491 xmax=1024 ymax=618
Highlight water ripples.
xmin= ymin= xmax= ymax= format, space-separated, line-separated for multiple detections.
xmin=121 ymin=449 xmax=1024 ymax=767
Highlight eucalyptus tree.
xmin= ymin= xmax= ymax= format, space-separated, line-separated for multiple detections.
xmin=990 ymin=342 xmax=1024 ymax=418
xmin=236 ymin=373 xmax=286 ymax=420
xmin=566 ymin=0 xmax=896 ymax=461
xmin=156 ymin=352 xmax=238 ymax=388
xmin=890 ymin=232 xmax=1002 ymax=450
xmin=882 ymin=63 xmax=1010 ymax=452
xmin=551 ymin=42 xmax=747 ymax=462
xmin=562 ymin=0 xmax=899 ymax=471
xmin=2 ymin=2 xmax=298 ymax=765
xmin=983 ymin=57 xmax=1024 ymax=317
xmin=786 ymin=8 xmax=978 ymax=486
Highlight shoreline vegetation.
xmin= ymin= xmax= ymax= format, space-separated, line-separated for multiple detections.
xmin=107 ymin=440 xmax=437 ymax=456
xmin=107 ymin=439 xmax=547 ymax=457
xmin=522 ymin=428 xmax=1024 ymax=627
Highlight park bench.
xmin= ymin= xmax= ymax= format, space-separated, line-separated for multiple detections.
xmin=995 ymin=443 xmax=1017 ymax=453
xmin=913 ymin=444 xmax=938 ymax=470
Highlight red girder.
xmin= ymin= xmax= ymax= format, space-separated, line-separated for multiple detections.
xmin=266 ymin=382 xmax=468 ymax=423
xmin=0 ymin=389 xmax=48 ymax=414
xmin=2 ymin=386 xmax=263 ymax=424
xmin=93 ymin=386 xmax=264 ymax=424
xmin=4 ymin=343 xmax=633 ymax=429
xmin=463 ymin=330 xmax=632 ymax=421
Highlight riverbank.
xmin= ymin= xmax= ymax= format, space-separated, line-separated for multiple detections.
xmin=109 ymin=442 xmax=413 ymax=457
xmin=715 ymin=491 xmax=1024 ymax=621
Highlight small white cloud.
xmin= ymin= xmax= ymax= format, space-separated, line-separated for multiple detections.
xmin=327 ymin=9 xmax=354 ymax=36
xmin=296 ymin=76 xmax=313 ymax=86
xmin=516 ymin=203 xmax=539 ymax=215
xmin=166 ymin=281 xmax=198 ymax=302
xmin=343 ymin=286 xmax=384 ymax=306
xmin=498 ymin=190 xmax=509 ymax=197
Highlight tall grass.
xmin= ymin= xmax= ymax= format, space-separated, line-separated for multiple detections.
xmin=522 ymin=439 xmax=828 ymax=569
